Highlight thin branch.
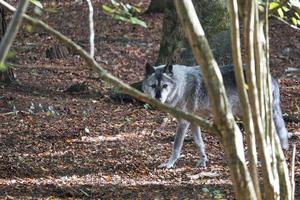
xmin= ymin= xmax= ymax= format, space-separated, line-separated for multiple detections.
xmin=270 ymin=15 xmax=300 ymax=31
xmin=244 ymin=1 xmax=280 ymax=199
xmin=174 ymin=1 xmax=256 ymax=199
xmin=0 ymin=0 xmax=218 ymax=135
xmin=86 ymin=0 xmax=95 ymax=57
xmin=0 ymin=0 xmax=29 ymax=66
xmin=227 ymin=0 xmax=261 ymax=198
xmin=291 ymin=144 xmax=296 ymax=200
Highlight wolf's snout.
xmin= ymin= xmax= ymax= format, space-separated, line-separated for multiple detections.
xmin=155 ymin=91 xmax=161 ymax=100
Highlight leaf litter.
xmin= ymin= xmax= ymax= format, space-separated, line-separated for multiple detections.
xmin=0 ymin=0 xmax=299 ymax=199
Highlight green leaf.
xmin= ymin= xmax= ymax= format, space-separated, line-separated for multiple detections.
xmin=121 ymin=3 xmax=129 ymax=13
xmin=129 ymin=17 xmax=147 ymax=28
xmin=202 ymin=187 xmax=210 ymax=193
xmin=291 ymin=17 xmax=298 ymax=26
xmin=125 ymin=3 xmax=132 ymax=10
xmin=34 ymin=6 xmax=43 ymax=16
xmin=45 ymin=8 xmax=59 ymax=13
xmin=143 ymin=103 xmax=152 ymax=110
xmin=111 ymin=0 xmax=119 ymax=6
xmin=133 ymin=7 xmax=141 ymax=13
xmin=30 ymin=0 xmax=43 ymax=8
xmin=277 ymin=8 xmax=284 ymax=18
xmin=282 ymin=6 xmax=289 ymax=12
xmin=0 ymin=62 xmax=6 ymax=71
xmin=26 ymin=24 xmax=33 ymax=33
xmin=269 ymin=2 xmax=279 ymax=10
xmin=295 ymin=12 xmax=300 ymax=19
xmin=113 ymin=14 xmax=129 ymax=22
xmin=214 ymin=193 xmax=224 ymax=199
xmin=102 ymin=5 xmax=115 ymax=14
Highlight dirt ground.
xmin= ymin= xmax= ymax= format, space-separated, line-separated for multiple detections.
xmin=0 ymin=1 xmax=299 ymax=199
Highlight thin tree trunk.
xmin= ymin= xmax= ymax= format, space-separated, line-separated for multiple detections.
xmin=227 ymin=0 xmax=261 ymax=198
xmin=0 ymin=5 xmax=14 ymax=83
xmin=0 ymin=0 xmax=29 ymax=83
xmin=174 ymin=1 xmax=256 ymax=199
xmin=156 ymin=0 xmax=230 ymax=65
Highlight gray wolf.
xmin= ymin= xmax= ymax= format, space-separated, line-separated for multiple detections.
xmin=142 ymin=63 xmax=289 ymax=168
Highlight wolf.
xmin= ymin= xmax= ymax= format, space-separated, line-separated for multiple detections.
xmin=142 ymin=63 xmax=289 ymax=168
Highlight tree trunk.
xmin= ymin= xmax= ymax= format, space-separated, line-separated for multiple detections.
xmin=111 ymin=0 xmax=231 ymax=99
xmin=145 ymin=0 xmax=166 ymax=14
xmin=155 ymin=0 xmax=231 ymax=66
xmin=0 ymin=5 xmax=15 ymax=83
xmin=174 ymin=1 xmax=257 ymax=199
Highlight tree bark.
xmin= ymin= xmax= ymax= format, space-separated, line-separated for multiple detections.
xmin=0 ymin=5 xmax=14 ymax=83
xmin=145 ymin=0 xmax=166 ymax=14
xmin=227 ymin=0 xmax=261 ymax=198
xmin=174 ymin=1 xmax=256 ymax=198
xmin=156 ymin=0 xmax=231 ymax=66
xmin=113 ymin=0 xmax=231 ymax=95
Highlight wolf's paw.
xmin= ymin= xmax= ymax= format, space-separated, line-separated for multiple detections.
xmin=196 ymin=157 xmax=208 ymax=168
xmin=158 ymin=161 xmax=175 ymax=169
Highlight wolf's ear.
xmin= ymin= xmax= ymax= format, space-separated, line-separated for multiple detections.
xmin=145 ymin=63 xmax=155 ymax=76
xmin=163 ymin=63 xmax=173 ymax=76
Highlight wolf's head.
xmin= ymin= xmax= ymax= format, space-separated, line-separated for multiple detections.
xmin=142 ymin=63 xmax=176 ymax=103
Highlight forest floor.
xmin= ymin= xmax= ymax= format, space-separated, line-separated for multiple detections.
xmin=0 ymin=0 xmax=300 ymax=199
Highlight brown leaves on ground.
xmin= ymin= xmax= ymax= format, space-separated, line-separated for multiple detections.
xmin=0 ymin=0 xmax=299 ymax=199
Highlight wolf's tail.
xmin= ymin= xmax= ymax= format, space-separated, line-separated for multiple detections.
xmin=272 ymin=78 xmax=289 ymax=149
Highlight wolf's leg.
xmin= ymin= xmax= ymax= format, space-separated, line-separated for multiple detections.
xmin=272 ymin=78 xmax=289 ymax=149
xmin=191 ymin=125 xmax=208 ymax=167
xmin=159 ymin=120 xmax=189 ymax=169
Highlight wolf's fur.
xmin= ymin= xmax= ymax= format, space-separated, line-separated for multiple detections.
xmin=142 ymin=63 xmax=289 ymax=168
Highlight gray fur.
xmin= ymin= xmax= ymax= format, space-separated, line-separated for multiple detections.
xmin=142 ymin=64 xmax=289 ymax=168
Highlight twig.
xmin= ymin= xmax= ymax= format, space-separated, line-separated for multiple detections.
xmin=86 ymin=0 xmax=95 ymax=57
xmin=270 ymin=15 xmax=300 ymax=31
xmin=0 ymin=0 xmax=29 ymax=66
xmin=0 ymin=110 xmax=30 ymax=116
xmin=291 ymin=144 xmax=296 ymax=200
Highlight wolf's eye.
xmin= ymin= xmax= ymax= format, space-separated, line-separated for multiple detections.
xmin=151 ymin=84 xmax=156 ymax=88
xmin=162 ymin=84 xmax=168 ymax=88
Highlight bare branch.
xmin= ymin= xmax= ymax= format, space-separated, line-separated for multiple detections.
xmin=291 ymin=145 xmax=296 ymax=199
xmin=86 ymin=0 xmax=95 ymax=57
xmin=174 ymin=0 xmax=256 ymax=199
xmin=227 ymin=0 xmax=261 ymax=198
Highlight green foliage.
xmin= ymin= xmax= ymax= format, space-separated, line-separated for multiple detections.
xmin=26 ymin=24 xmax=33 ymax=33
xmin=102 ymin=0 xmax=147 ymax=28
xmin=0 ymin=62 xmax=6 ymax=71
xmin=30 ymin=0 xmax=59 ymax=14
xmin=143 ymin=103 xmax=152 ymax=110
xmin=29 ymin=0 xmax=44 ymax=16
xmin=263 ymin=0 xmax=300 ymax=28
xmin=29 ymin=0 xmax=43 ymax=9
xmin=201 ymin=187 xmax=224 ymax=199
xmin=0 ymin=51 xmax=15 ymax=71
